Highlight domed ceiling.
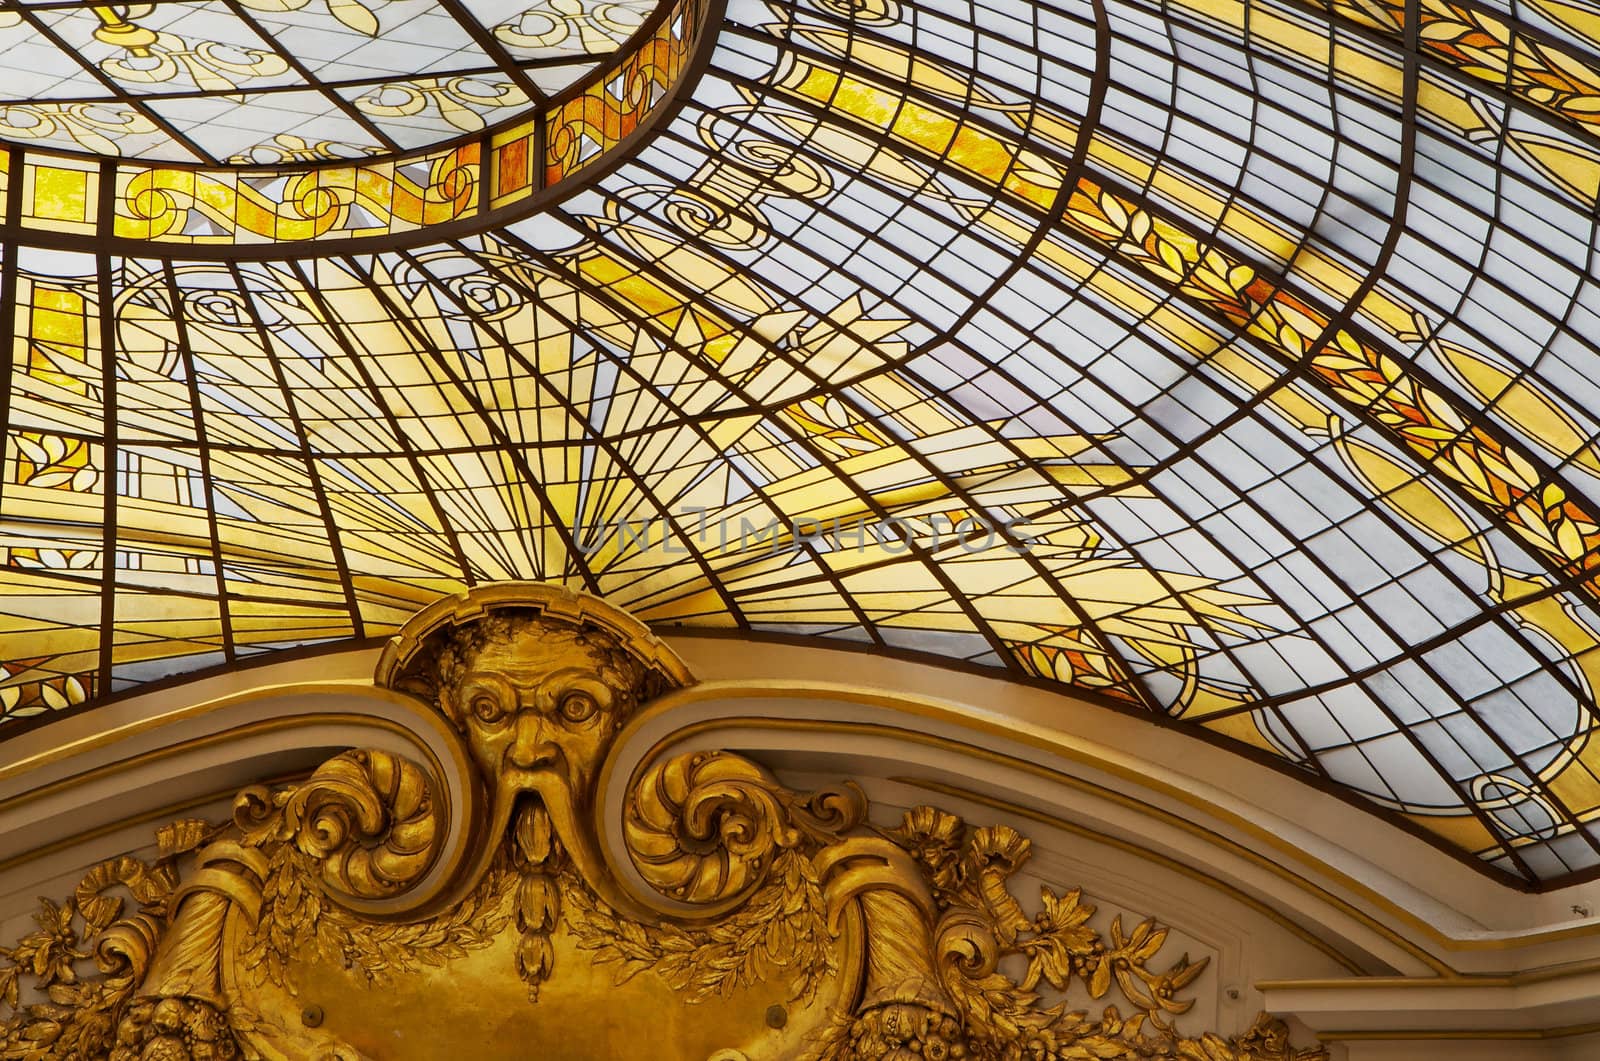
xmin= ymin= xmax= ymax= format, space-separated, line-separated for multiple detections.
xmin=0 ymin=0 xmax=658 ymax=161
xmin=4 ymin=0 xmax=1600 ymax=888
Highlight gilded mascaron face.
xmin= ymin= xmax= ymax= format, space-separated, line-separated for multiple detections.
xmin=432 ymin=610 xmax=666 ymax=885
xmin=438 ymin=615 xmax=652 ymax=810
xmin=448 ymin=630 xmax=624 ymax=798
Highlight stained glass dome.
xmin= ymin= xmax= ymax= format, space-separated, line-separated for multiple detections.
xmin=0 ymin=0 xmax=663 ymax=161
xmin=5 ymin=0 xmax=1600 ymax=889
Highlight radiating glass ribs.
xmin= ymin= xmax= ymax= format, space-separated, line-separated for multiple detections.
xmin=5 ymin=0 xmax=1600 ymax=885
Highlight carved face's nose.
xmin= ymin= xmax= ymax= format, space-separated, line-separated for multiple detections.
xmin=508 ymin=713 xmax=560 ymax=771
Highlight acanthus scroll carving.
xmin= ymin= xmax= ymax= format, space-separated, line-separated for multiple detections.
xmin=0 ymin=583 xmax=1326 ymax=1061
xmin=235 ymin=750 xmax=439 ymax=903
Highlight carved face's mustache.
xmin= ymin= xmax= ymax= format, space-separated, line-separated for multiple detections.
xmin=489 ymin=766 xmax=609 ymax=893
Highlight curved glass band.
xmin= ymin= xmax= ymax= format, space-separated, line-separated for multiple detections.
xmin=0 ymin=0 xmax=709 ymax=255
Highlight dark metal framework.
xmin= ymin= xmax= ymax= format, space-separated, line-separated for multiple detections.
xmin=3 ymin=0 xmax=1600 ymax=890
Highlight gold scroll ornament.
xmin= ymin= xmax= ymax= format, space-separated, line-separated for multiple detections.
xmin=0 ymin=583 xmax=1326 ymax=1060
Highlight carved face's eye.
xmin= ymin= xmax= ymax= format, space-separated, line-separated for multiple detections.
xmin=471 ymin=693 xmax=506 ymax=725
xmin=558 ymin=691 xmax=598 ymax=724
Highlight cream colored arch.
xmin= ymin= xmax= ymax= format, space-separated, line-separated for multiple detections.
xmin=2 ymin=634 xmax=1600 ymax=1055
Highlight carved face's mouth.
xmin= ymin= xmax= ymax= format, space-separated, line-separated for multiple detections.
xmin=488 ymin=763 xmax=608 ymax=886
xmin=490 ymin=767 xmax=562 ymax=837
